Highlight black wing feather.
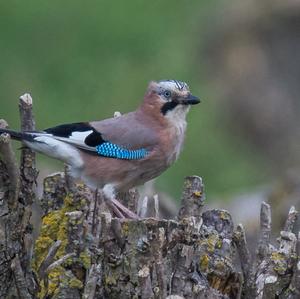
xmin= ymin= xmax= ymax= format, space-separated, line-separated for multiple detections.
xmin=45 ymin=122 xmax=92 ymax=137
xmin=44 ymin=122 xmax=104 ymax=147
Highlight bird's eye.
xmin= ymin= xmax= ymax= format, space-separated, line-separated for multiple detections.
xmin=163 ymin=90 xmax=171 ymax=99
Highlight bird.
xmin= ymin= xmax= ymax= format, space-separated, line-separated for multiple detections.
xmin=0 ymin=80 xmax=200 ymax=218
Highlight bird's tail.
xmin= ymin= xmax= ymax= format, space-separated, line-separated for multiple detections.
xmin=0 ymin=128 xmax=82 ymax=168
xmin=0 ymin=128 xmax=35 ymax=142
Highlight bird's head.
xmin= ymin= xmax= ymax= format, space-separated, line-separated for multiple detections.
xmin=142 ymin=80 xmax=200 ymax=121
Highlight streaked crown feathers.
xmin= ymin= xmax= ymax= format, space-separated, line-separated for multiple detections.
xmin=157 ymin=80 xmax=189 ymax=92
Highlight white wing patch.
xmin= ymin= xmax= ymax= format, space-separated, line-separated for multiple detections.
xmin=47 ymin=130 xmax=96 ymax=151
xmin=70 ymin=130 xmax=93 ymax=141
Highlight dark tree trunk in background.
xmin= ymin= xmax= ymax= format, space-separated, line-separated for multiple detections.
xmin=0 ymin=95 xmax=300 ymax=299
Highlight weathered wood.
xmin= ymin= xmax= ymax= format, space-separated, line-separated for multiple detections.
xmin=233 ymin=203 xmax=300 ymax=299
xmin=234 ymin=224 xmax=257 ymax=299
xmin=19 ymin=94 xmax=38 ymax=205
xmin=38 ymin=240 xmax=62 ymax=280
xmin=257 ymin=201 xmax=272 ymax=262
xmin=178 ymin=175 xmax=204 ymax=222
xmin=33 ymin=172 xmax=239 ymax=298
xmin=0 ymin=94 xmax=39 ymax=299
xmin=0 ymin=120 xmax=20 ymax=207
xmin=11 ymin=255 xmax=32 ymax=299
xmin=284 ymin=206 xmax=298 ymax=233
xmin=83 ymin=264 xmax=102 ymax=299
xmin=285 ymin=232 xmax=300 ymax=299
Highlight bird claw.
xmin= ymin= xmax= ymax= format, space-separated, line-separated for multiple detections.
xmin=106 ymin=198 xmax=140 ymax=219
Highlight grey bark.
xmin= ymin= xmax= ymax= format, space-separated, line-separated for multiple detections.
xmin=0 ymin=94 xmax=38 ymax=299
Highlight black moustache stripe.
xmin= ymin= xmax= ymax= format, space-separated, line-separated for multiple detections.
xmin=161 ymin=101 xmax=178 ymax=115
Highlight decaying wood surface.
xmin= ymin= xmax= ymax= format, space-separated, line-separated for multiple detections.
xmin=0 ymin=95 xmax=300 ymax=299
xmin=0 ymin=94 xmax=38 ymax=299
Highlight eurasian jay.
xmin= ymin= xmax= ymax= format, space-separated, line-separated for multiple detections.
xmin=0 ymin=80 xmax=200 ymax=218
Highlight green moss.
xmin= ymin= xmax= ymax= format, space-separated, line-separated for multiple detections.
xmin=69 ymin=278 xmax=84 ymax=289
xmin=79 ymin=250 xmax=91 ymax=269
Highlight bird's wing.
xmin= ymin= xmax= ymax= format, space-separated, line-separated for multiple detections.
xmin=90 ymin=112 xmax=159 ymax=150
xmin=44 ymin=122 xmax=102 ymax=151
xmin=42 ymin=113 xmax=158 ymax=160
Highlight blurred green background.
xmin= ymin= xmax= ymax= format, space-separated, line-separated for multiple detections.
xmin=0 ymin=1 xmax=272 ymax=200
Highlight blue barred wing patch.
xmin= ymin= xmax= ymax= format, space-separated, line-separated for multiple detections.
xmin=96 ymin=142 xmax=148 ymax=160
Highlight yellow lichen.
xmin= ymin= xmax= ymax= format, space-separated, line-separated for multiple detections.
xmin=220 ymin=211 xmax=230 ymax=220
xmin=79 ymin=250 xmax=91 ymax=269
xmin=193 ymin=191 xmax=202 ymax=197
xmin=199 ymin=254 xmax=210 ymax=271
xmin=216 ymin=239 xmax=222 ymax=249
xmin=271 ymin=252 xmax=285 ymax=261
xmin=64 ymin=194 xmax=74 ymax=207
xmin=48 ymin=266 xmax=65 ymax=295
xmin=69 ymin=278 xmax=84 ymax=289
xmin=122 ymin=221 xmax=129 ymax=236
xmin=34 ymin=236 xmax=53 ymax=264
xmin=206 ymin=234 xmax=218 ymax=253
xmin=271 ymin=252 xmax=287 ymax=274
xmin=33 ymin=193 xmax=87 ymax=298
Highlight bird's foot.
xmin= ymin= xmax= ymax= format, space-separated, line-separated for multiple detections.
xmin=106 ymin=198 xmax=139 ymax=219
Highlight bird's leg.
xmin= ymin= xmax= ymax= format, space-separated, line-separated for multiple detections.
xmin=104 ymin=199 xmax=125 ymax=219
xmin=102 ymin=185 xmax=139 ymax=219
xmin=110 ymin=198 xmax=139 ymax=219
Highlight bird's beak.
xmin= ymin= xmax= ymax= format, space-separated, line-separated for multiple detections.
xmin=181 ymin=93 xmax=201 ymax=105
